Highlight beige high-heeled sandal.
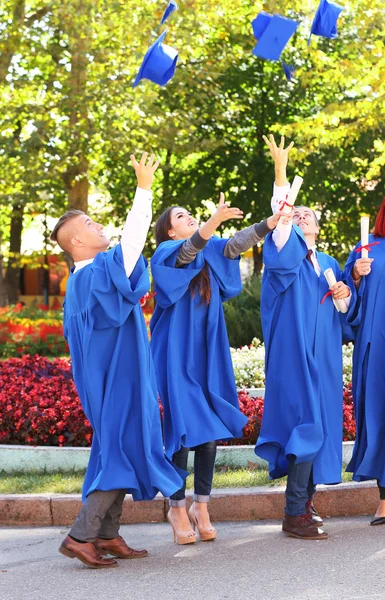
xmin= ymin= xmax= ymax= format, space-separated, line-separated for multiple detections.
xmin=167 ymin=510 xmax=197 ymax=545
xmin=188 ymin=503 xmax=217 ymax=542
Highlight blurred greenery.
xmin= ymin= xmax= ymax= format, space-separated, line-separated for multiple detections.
xmin=0 ymin=467 xmax=353 ymax=493
xmin=224 ymin=275 xmax=263 ymax=347
xmin=1 ymin=0 xmax=385 ymax=303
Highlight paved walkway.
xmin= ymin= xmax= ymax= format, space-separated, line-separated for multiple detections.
xmin=0 ymin=517 xmax=384 ymax=600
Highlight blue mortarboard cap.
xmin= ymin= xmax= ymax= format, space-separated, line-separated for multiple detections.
xmin=133 ymin=30 xmax=178 ymax=88
xmin=161 ymin=0 xmax=178 ymax=25
xmin=282 ymin=60 xmax=295 ymax=81
xmin=251 ymin=12 xmax=299 ymax=62
xmin=309 ymin=0 xmax=344 ymax=44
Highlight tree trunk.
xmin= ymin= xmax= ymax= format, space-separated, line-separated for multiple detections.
xmin=162 ymin=149 xmax=173 ymax=204
xmin=62 ymin=0 xmax=91 ymax=212
xmin=252 ymin=244 xmax=263 ymax=275
xmin=5 ymin=202 xmax=24 ymax=304
xmin=0 ymin=232 xmax=8 ymax=307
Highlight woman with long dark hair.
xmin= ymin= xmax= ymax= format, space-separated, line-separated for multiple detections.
xmin=150 ymin=193 xmax=283 ymax=544
xmin=344 ymin=198 xmax=385 ymax=524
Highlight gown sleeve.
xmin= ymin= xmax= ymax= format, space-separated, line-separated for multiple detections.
xmin=204 ymin=237 xmax=242 ymax=301
xmin=89 ymin=244 xmax=150 ymax=328
xmin=151 ymin=240 xmax=205 ymax=308
xmin=263 ymin=226 xmax=308 ymax=295
xmin=343 ymin=244 xmax=366 ymax=327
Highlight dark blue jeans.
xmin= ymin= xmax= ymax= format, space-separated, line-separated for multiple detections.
xmin=169 ymin=441 xmax=217 ymax=507
xmin=285 ymin=455 xmax=316 ymax=517
xmin=377 ymin=481 xmax=385 ymax=500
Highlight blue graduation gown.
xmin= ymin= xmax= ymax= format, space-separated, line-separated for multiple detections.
xmin=150 ymin=237 xmax=248 ymax=459
xmin=255 ymin=226 xmax=355 ymax=484
xmin=344 ymin=234 xmax=385 ymax=485
xmin=63 ymin=244 xmax=185 ymax=501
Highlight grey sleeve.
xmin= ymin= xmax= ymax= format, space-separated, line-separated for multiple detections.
xmin=223 ymin=220 xmax=271 ymax=259
xmin=176 ymin=230 xmax=209 ymax=267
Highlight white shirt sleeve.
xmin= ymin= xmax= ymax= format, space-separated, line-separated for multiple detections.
xmin=271 ymin=183 xmax=292 ymax=252
xmin=271 ymin=182 xmax=291 ymax=214
xmin=121 ymin=187 xmax=152 ymax=278
xmin=343 ymin=292 xmax=352 ymax=309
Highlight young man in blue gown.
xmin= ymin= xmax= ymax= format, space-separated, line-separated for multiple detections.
xmin=50 ymin=153 xmax=185 ymax=568
xmin=255 ymin=136 xmax=355 ymax=540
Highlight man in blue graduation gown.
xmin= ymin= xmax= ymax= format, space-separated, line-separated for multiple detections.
xmin=344 ymin=203 xmax=385 ymax=525
xmin=50 ymin=153 xmax=185 ymax=569
xmin=255 ymin=135 xmax=354 ymax=540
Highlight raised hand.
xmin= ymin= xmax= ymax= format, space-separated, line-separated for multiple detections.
xmin=211 ymin=192 xmax=243 ymax=226
xmin=263 ymin=134 xmax=294 ymax=173
xmin=198 ymin=192 xmax=243 ymax=241
xmin=266 ymin=209 xmax=293 ymax=230
xmin=130 ymin=152 xmax=160 ymax=191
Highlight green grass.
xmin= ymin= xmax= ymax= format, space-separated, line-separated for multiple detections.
xmin=0 ymin=468 xmax=353 ymax=495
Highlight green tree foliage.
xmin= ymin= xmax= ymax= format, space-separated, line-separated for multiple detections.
xmin=0 ymin=0 xmax=384 ymax=305
xmin=223 ymin=275 xmax=263 ymax=347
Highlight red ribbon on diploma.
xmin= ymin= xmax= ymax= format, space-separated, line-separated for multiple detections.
xmin=354 ymin=242 xmax=380 ymax=253
xmin=320 ymin=290 xmax=333 ymax=305
xmin=279 ymin=201 xmax=294 ymax=211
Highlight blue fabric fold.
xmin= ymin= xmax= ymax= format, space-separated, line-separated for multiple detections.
xmin=150 ymin=237 xmax=248 ymax=459
xmin=343 ymin=235 xmax=385 ymax=486
xmin=255 ymin=227 xmax=355 ymax=484
xmin=64 ymin=244 xmax=185 ymax=501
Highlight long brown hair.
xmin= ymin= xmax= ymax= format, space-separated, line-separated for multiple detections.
xmin=373 ymin=197 xmax=385 ymax=237
xmin=155 ymin=206 xmax=211 ymax=305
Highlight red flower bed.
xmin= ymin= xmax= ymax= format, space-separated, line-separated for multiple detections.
xmin=0 ymin=320 xmax=69 ymax=358
xmin=0 ymin=355 xmax=91 ymax=446
xmin=0 ymin=356 xmax=356 ymax=447
xmin=220 ymin=390 xmax=265 ymax=446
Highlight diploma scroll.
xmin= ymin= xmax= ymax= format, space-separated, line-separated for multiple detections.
xmin=360 ymin=216 xmax=369 ymax=259
xmin=276 ymin=175 xmax=303 ymax=231
xmin=324 ymin=268 xmax=348 ymax=314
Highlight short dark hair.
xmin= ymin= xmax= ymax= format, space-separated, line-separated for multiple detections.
xmin=50 ymin=210 xmax=85 ymax=243
xmin=294 ymin=206 xmax=319 ymax=227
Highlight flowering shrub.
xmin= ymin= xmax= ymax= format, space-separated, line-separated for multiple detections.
xmin=342 ymin=343 xmax=353 ymax=385
xmin=221 ymin=390 xmax=264 ymax=446
xmin=0 ymin=304 xmax=61 ymax=321
xmin=231 ymin=339 xmax=354 ymax=390
xmin=231 ymin=338 xmax=265 ymax=388
xmin=0 ymin=296 xmax=154 ymax=357
xmin=0 ymin=355 xmax=92 ymax=446
xmin=342 ymin=383 xmax=355 ymax=441
xmin=0 ymin=356 xmax=355 ymax=446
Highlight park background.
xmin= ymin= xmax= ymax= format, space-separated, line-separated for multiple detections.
xmin=0 ymin=0 xmax=384 ymax=453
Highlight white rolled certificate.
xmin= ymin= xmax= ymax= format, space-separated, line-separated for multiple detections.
xmin=324 ymin=268 xmax=348 ymax=313
xmin=276 ymin=175 xmax=303 ymax=231
xmin=360 ymin=216 xmax=369 ymax=259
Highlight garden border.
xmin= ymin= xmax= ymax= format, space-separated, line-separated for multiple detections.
xmin=0 ymin=442 xmax=355 ymax=473
xmin=0 ymin=481 xmax=377 ymax=527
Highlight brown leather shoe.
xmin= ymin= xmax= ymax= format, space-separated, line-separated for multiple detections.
xmin=282 ymin=514 xmax=328 ymax=540
xmin=306 ymin=500 xmax=324 ymax=526
xmin=59 ymin=536 xmax=118 ymax=568
xmin=94 ymin=536 xmax=148 ymax=559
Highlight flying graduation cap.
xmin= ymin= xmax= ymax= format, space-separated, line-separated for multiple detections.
xmin=252 ymin=12 xmax=299 ymax=62
xmin=309 ymin=0 xmax=344 ymax=44
xmin=282 ymin=61 xmax=295 ymax=81
xmin=161 ymin=0 xmax=178 ymax=25
xmin=133 ymin=30 xmax=178 ymax=88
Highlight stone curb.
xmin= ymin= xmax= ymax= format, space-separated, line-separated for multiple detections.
xmin=0 ymin=442 xmax=355 ymax=473
xmin=0 ymin=482 xmax=377 ymax=527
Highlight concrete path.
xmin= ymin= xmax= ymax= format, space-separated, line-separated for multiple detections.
xmin=0 ymin=517 xmax=384 ymax=600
